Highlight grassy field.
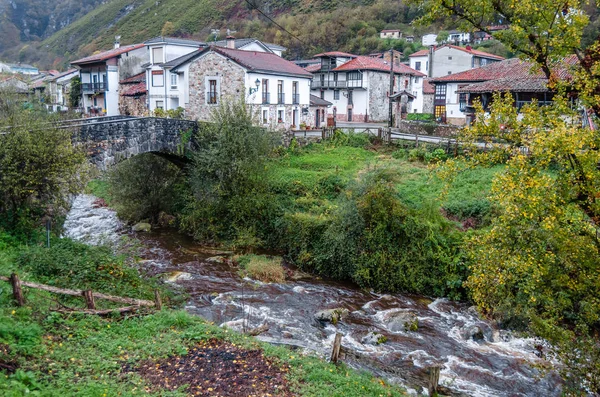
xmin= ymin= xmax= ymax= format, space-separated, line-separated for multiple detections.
xmin=0 ymin=233 xmax=405 ymax=397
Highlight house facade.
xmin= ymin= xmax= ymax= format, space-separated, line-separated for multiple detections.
xmin=213 ymin=37 xmax=287 ymax=57
xmin=380 ymin=30 xmax=402 ymax=40
xmin=422 ymin=34 xmax=438 ymax=47
xmin=71 ymin=42 xmax=148 ymax=116
xmin=409 ymin=45 xmax=504 ymax=78
xmin=309 ymin=53 xmax=425 ymax=122
xmin=119 ymin=72 xmax=147 ymax=116
xmin=167 ymin=46 xmax=312 ymax=130
xmin=430 ymin=57 xmax=576 ymax=125
xmin=47 ymin=69 xmax=78 ymax=112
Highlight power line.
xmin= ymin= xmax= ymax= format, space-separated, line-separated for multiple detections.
xmin=242 ymin=0 xmax=306 ymax=47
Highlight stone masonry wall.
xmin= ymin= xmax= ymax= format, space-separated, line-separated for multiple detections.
xmin=395 ymin=119 xmax=459 ymax=138
xmin=76 ymin=117 xmax=198 ymax=170
xmin=187 ymin=52 xmax=246 ymax=121
xmin=119 ymin=95 xmax=148 ymax=117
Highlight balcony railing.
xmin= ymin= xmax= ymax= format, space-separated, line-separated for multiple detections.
xmin=82 ymin=82 xmax=107 ymax=92
xmin=310 ymin=80 xmax=349 ymax=89
xmin=292 ymin=94 xmax=300 ymax=104
xmin=262 ymin=92 xmax=270 ymax=104
xmin=206 ymin=92 xmax=218 ymax=104
xmin=277 ymin=93 xmax=285 ymax=104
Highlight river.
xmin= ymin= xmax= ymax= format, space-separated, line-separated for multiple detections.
xmin=64 ymin=194 xmax=562 ymax=396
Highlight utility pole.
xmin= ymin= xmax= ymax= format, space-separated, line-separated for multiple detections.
xmin=388 ymin=48 xmax=394 ymax=128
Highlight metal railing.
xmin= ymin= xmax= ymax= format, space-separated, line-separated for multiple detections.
xmin=81 ymin=82 xmax=107 ymax=92
xmin=292 ymin=94 xmax=300 ymax=104
xmin=277 ymin=93 xmax=285 ymax=104
xmin=310 ymin=81 xmax=349 ymax=89
xmin=262 ymin=92 xmax=270 ymax=104
xmin=206 ymin=92 xmax=218 ymax=104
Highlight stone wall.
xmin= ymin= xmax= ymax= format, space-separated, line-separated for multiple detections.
xmin=395 ymin=119 xmax=460 ymax=138
xmin=119 ymin=95 xmax=148 ymax=117
xmin=422 ymin=93 xmax=434 ymax=114
xmin=187 ymin=52 xmax=246 ymax=121
xmin=75 ymin=117 xmax=198 ymax=170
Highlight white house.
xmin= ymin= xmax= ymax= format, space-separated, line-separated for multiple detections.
xmin=422 ymin=34 xmax=438 ymax=47
xmin=448 ymin=30 xmax=471 ymax=45
xmin=165 ymin=46 xmax=313 ymax=130
xmin=409 ymin=45 xmax=504 ymax=78
xmin=47 ymin=69 xmax=79 ymax=111
xmin=309 ymin=53 xmax=425 ymax=122
xmin=213 ymin=37 xmax=287 ymax=57
xmin=71 ymin=42 xmax=148 ymax=116
xmin=144 ymin=36 xmax=206 ymax=112
xmin=380 ymin=30 xmax=403 ymax=40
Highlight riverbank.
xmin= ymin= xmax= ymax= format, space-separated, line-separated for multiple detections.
xmin=0 ymin=232 xmax=406 ymax=396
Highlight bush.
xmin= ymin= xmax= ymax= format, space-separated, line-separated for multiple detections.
xmin=237 ymin=254 xmax=285 ymax=283
xmin=108 ymin=153 xmax=183 ymax=224
xmin=329 ymin=130 xmax=371 ymax=148
xmin=406 ymin=113 xmax=435 ymax=122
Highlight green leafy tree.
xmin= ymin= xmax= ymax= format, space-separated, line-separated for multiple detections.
xmin=69 ymin=76 xmax=81 ymax=109
xmin=436 ymin=30 xmax=449 ymax=44
xmin=0 ymin=88 xmax=87 ymax=231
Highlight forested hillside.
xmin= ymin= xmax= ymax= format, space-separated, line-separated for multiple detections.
xmin=2 ymin=0 xmax=426 ymax=68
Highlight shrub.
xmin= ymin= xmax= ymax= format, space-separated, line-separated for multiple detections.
xmin=424 ymin=148 xmax=448 ymax=163
xmin=406 ymin=113 xmax=435 ymax=122
xmin=237 ymin=254 xmax=285 ymax=283
xmin=108 ymin=153 xmax=183 ymax=224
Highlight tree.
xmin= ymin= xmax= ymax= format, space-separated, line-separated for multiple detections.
xmin=436 ymin=30 xmax=449 ymax=44
xmin=0 ymin=88 xmax=88 ymax=231
xmin=161 ymin=21 xmax=176 ymax=37
xmin=69 ymin=76 xmax=81 ymax=109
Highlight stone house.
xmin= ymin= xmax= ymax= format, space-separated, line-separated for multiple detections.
xmin=380 ymin=30 xmax=402 ymax=40
xmin=164 ymin=46 xmax=312 ymax=130
xmin=309 ymin=53 xmax=425 ymax=123
xmin=119 ymin=72 xmax=148 ymax=116
xmin=71 ymin=42 xmax=148 ymax=116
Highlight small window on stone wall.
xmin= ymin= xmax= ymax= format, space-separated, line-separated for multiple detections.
xmin=262 ymin=109 xmax=269 ymax=124
xmin=278 ymin=109 xmax=284 ymax=123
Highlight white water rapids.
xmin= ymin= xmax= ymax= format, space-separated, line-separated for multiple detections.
xmin=63 ymin=194 xmax=562 ymax=396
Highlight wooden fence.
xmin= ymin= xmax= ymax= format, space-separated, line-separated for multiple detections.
xmin=1 ymin=273 xmax=161 ymax=315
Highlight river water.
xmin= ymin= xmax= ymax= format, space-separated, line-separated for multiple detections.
xmin=64 ymin=195 xmax=561 ymax=396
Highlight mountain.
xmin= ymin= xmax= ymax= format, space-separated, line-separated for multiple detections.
xmin=1 ymin=0 xmax=426 ymax=69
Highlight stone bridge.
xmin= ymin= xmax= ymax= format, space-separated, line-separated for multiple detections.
xmin=58 ymin=116 xmax=199 ymax=170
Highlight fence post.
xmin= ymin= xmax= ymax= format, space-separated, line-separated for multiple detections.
xmin=10 ymin=273 xmax=24 ymax=306
xmin=378 ymin=128 xmax=382 ymax=139
xmin=330 ymin=333 xmax=343 ymax=364
xmin=415 ymin=133 xmax=419 ymax=148
xmin=154 ymin=289 xmax=162 ymax=310
xmin=83 ymin=290 xmax=96 ymax=310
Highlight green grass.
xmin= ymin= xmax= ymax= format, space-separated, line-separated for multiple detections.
xmin=85 ymin=179 xmax=111 ymax=204
xmin=0 ymin=233 xmax=405 ymax=396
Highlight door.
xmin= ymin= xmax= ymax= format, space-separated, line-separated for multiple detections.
xmin=316 ymin=110 xmax=320 ymax=127
xmin=348 ymin=107 xmax=353 ymax=122
xmin=293 ymin=109 xmax=298 ymax=127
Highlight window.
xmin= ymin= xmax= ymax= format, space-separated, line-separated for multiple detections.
xmin=262 ymin=109 xmax=269 ymax=124
xmin=277 ymin=80 xmax=284 ymax=104
xmin=347 ymin=71 xmax=362 ymax=88
xmin=152 ymin=71 xmax=164 ymax=87
xmin=415 ymin=61 xmax=421 ymax=71
xmin=448 ymin=56 xmax=453 ymax=60
xmin=262 ymin=79 xmax=269 ymax=104
xmin=170 ymin=74 xmax=177 ymax=89
xmin=414 ymin=77 xmax=420 ymax=84
xmin=320 ymin=90 xmax=325 ymax=99
xmin=447 ymin=71 xmax=452 ymax=75
xmin=152 ymin=47 xmax=164 ymax=64
xmin=207 ymin=79 xmax=218 ymax=104
xmin=334 ymin=90 xmax=340 ymax=100
xmin=292 ymin=81 xmax=299 ymax=104
xmin=426 ymin=61 xmax=429 ymax=71
xmin=278 ymin=109 xmax=285 ymax=123
xmin=156 ymin=100 xmax=164 ymax=109
xmin=459 ymin=93 xmax=467 ymax=112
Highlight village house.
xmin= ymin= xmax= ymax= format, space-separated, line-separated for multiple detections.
xmin=309 ymin=52 xmax=425 ymax=122
xmin=47 ymin=69 xmax=78 ymax=112
xmin=380 ymin=29 xmax=403 ymax=40
xmin=309 ymin=94 xmax=332 ymax=128
xmin=145 ymin=36 xmax=287 ymax=114
xmin=163 ymin=45 xmax=312 ymax=130
xmin=6 ymin=63 xmax=39 ymax=75
xmin=448 ymin=30 xmax=471 ymax=45
xmin=422 ymin=33 xmax=438 ymax=47
xmin=70 ymin=40 xmax=148 ymax=116
xmin=409 ymin=44 xmax=504 ymax=78
xmin=430 ymin=57 xmax=577 ymax=125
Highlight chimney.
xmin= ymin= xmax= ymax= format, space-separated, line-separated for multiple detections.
xmin=428 ymin=45 xmax=434 ymax=78
xmin=114 ymin=35 xmax=121 ymax=49
xmin=226 ymin=36 xmax=235 ymax=49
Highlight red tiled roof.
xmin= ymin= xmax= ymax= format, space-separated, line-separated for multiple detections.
xmin=458 ymin=78 xmax=550 ymax=94
xmin=176 ymin=46 xmax=312 ymax=77
xmin=305 ymin=64 xmax=321 ymax=73
xmin=432 ymin=58 xmax=537 ymax=83
xmin=71 ymin=44 xmax=145 ymax=65
xmin=312 ymin=51 xmax=358 ymax=58
xmin=120 ymin=72 xmax=146 ymax=84
xmin=423 ymin=79 xmax=435 ymax=94
xmin=409 ymin=50 xmax=429 ymax=58
xmin=332 ymin=56 xmax=426 ymax=76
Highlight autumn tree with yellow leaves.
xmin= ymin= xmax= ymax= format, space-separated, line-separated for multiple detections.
xmin=413 ymin=0 xmax=600 ymax=392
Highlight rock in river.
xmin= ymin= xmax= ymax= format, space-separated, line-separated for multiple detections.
xmin=383 ymin=310 xmax=419 ymax=332
xmin=160 ymin=271 xmax=193 ymax=283
xmin=132 ymin=222 xmax=151 ymax=232
xmin=314 ymin=308 xmax=349 ymax=324
xmin=362 ymin=331 xmax=387 ymax=345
